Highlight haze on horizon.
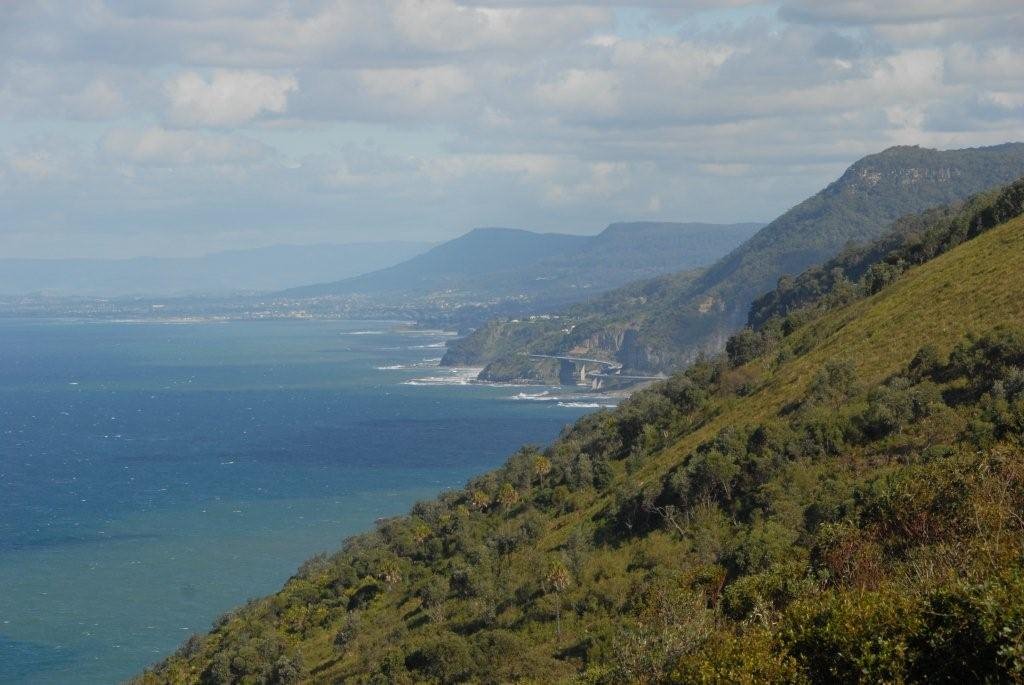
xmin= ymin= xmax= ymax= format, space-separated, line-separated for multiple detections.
xmin=2 ymin=0 xmax=1023 ymax=259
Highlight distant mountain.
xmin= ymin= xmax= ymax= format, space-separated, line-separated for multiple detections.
xmin=452 ymin=143 xmax=1024 ymax=381
xmin=282 ymin=228 xmax=589 ymax=298
xmin=0 ymin=242 xmax=431 ymax=297
xmin=282 ymin=222 xmax=761 ymax=306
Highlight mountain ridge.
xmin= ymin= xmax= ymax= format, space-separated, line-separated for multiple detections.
xmin=452 ymin=143 xmax=1024 ymax=382
xmin=282 ymin=221 xmax=761 ymax=318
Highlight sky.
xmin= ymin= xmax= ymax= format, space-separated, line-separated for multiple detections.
xmin=1 ymin=1 xmax=1023 ymax=258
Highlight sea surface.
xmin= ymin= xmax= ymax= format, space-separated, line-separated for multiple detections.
xmin=0 ymin=318 xmax=602 ymax=683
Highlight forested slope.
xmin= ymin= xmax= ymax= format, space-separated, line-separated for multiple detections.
xmin=139 ymin=179 xmax=1024 ymax=684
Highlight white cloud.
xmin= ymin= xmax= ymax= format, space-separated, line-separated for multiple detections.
xmin=1 ymin=0 xmax=1023 ymax=256
xmin=101 ymin=127 xmax=271 ymax=165
xmin=165 ymin=70 xmax=297 ymax=127
xmin=780 ymin=0 xmax=1021 ymax=25
xmin=534 ymin=69 xmax=622 ymax=118
xmin=358 ymin=66 xmax=473 ymax=113
xmin=7 ymin=150 xmax=72 ymax=181
xmin=390 ymin=0 xmax=609 ymax=53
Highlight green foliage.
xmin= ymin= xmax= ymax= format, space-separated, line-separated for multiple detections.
xmin=782 ymin=590 xmax=919 ymax=682
xmin=404 ymin=632 xmax=477 ymax=683
xmin=142 ymin=199 xmax=1024 ymax=685
xmin=750 ymin=175 xmax=1024 ymax=331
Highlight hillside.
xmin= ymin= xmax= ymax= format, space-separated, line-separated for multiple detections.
xmin=0 ymin=242 xmax=431 ymax=297
xmin=451 ymin=143 xmax=1024 ymax=381
xmin=282 ymin=223 xmax=759 ymax=307
xmin=138 ymin=179 xmax=1024 ymax=683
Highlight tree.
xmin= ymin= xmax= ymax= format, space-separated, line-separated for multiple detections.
xmin=470 ymin=489 xmax=491 ymax=511
xmin=532 ymin=455 xmax=552 ymax=480
xmin=333 ymin=613 xmax=361 ymax=653
xmin=409 ymin=519 xmax=432 ymax=545
xmin=545 ymin=560 xmax=572 ymax=639
xmin=418 ymin=575 xmax=449 ymax=623
xmin=806 ymin=358 xmax=859 ymax=409
xmin=270 ymin=655 xmax=302 ymax=685
xmin=497 ymin=483 xmax=519 ymax=508
xmin=379 ymin=558 xmax=402 ymax=586
xmin=405 ymin=633 xmax=476 ymax=683
xmin=726 ymin=327 xmax=769 ymax=367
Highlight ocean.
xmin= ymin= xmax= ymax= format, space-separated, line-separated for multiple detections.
xmin=0 ymin=318 xmax=599 ymax=683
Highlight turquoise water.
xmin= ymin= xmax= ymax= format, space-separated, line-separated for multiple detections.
xmin=0 ymin=319 xmax=594 ymax=683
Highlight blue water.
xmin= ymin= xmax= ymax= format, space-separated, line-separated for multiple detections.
xmin=0 ymin=318 xmax=593 ymax=683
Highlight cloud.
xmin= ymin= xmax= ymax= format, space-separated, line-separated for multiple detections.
xmin=6 ymin=149 xmax=73 ymax=181
xmin=165 ymin=70 xmax=297 ymax=127
xmin=0 ymin=1 xmax=1023 ymax=257
xmin=390 ymin=0 xmax=609 ymax=53
xmin=358 ymin=66 xmax=473 ymax=113
xmin=101 ymin=127 xmax=271 ymax=165
xmin=779 ymin=0 xmax=1021 ymax=25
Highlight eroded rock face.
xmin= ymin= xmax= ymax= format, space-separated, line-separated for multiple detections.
xmin=570 ymin=327 xmax=665 ymax=375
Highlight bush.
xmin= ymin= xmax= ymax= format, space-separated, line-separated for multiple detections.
xmin=782 ymin=590 xmax=919 ymax=682
xmin=727 ymin=520 xmax=802 ymax=575
xmin=726 ymin=327 xmax=772 ymax=367
xmin=721 ymin=560 xmax=812 ymax=620
xmin=405 ymin=633 xmax=477 ymax=683
xmin=805 ymin=359 xmax=859 ymax=409
xmin=860 ymin=377 xmax=941 ymax=438
xmin=671 ymin=627 xmax=801 ymax=684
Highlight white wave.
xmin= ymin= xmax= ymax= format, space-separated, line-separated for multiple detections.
xmin=511 ymin=390 xmax=619 ymax=405
xmin=346 ymin=330 xmax=386 ymax=335
xmin=408 ymin=341 xmax=447 ymax=349
xmin=403 ymin=367 xmax=483 ymax=386
xmin=375 ymin=358 xmax=443 ymax=371
xmin=394 ymin=328 xmax=459 ymax=337
xmin=511 ymin=391 xmax=555 ymax=401
xmin=557 ymin=401 xmax=617 ymax=408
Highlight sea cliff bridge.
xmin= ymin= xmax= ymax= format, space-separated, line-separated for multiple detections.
xmin=527 ymin=354 xmax=664 ymax=389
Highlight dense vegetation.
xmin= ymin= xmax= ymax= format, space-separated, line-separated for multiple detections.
xmin=139 ymin=178 xmax=1024 ymax=683
xmin=451 ymin=144 xmax=1024 ymax=379
xmin=747 ymin=176 xmax=1024 ymax=330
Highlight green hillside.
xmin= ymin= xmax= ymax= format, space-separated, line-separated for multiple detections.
xmin=451 ymin=143 xmax=1024 ymax=380
xmin=138 ymin=181 xmax=1024 ymax=684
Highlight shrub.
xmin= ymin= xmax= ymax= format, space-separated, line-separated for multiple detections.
xmin=805 ymin=359 xmax=859 ymax=409
xmin=405 ymin=633 xmax=477 ymax=683
xmin=726 ymin=327 xmax=771 ymax=367
xmin=782 ymin=590 xmax=919 ymax=682
xmin=721 ymin=560 xmax=813 ymax=620
xmin=727 ymin=520 xmax=802 ymax=575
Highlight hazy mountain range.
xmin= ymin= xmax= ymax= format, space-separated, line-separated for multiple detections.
xmin=280 ymin=222 xmax=762 ymax=307
xmin=0 ymin=242 xmax=432 ymax=297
